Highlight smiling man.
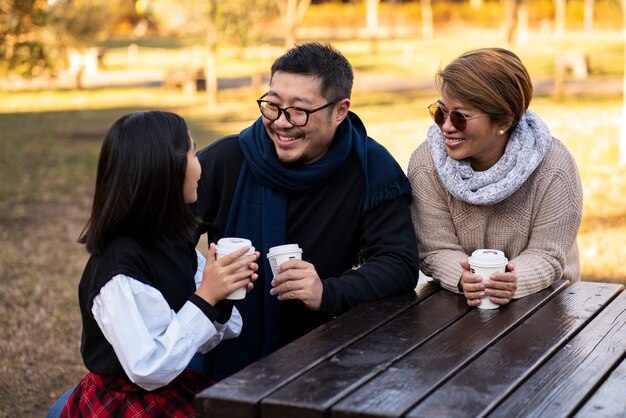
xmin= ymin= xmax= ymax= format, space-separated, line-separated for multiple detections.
xmin=192 ymin=42 xmax=420 ymax=380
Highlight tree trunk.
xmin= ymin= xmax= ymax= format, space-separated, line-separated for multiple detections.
xmin=278 ymin=0 xmax=311 ymax=48
xmin=584 ymin=0 xmax=594 ymax=32
xmin=365 ymin=0 xmax=379 ymax=36
xmin=555 ymin=0 xmax=566 ymax=38
xmin=502 ymin=0 xmax=519 ymax=46
xmin=389 ymin=0 xmax=398 ymax=38
xmin=420 ymin=0 xmax=433 ymax=40
xmin=206 ymin=0 xmax=218 ymax=107
xmin=365 ymin=0 xmax=380 ymax=54
xmin=619 ymin=0 xmax=626 ymax=167
xmin=516 ymin=2 xmax=528 ymax=45
xmin=74 ymin=66 xmax=84 ymax=90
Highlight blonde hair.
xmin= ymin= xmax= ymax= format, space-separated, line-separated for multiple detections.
xmin=436 ymin=48 xmax=533 ymax=128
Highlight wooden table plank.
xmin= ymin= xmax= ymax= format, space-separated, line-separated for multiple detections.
xmin=260 ymin=290 xmax=469 ymax=418
xmin=330 ymin=280 xmax=570 ymax=418
xmin=489 ymin=286 xmax=626 ymax=418
xmin=406 ymin=282 xmax=624 ymax=418
xmin=194 ymin=287 xmax=436 ymax=418
xmin=574 ymin=354 xmax=626 ymax=417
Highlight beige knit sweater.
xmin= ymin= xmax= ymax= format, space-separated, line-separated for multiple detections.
xmin=408 ymin=138 xmax=583 ymax=298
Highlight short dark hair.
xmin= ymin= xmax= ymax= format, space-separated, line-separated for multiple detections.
xmin=270 ymin=42 xmax=353 ymax=101
xmin=79 ymin=111 xmax=198 ymax=255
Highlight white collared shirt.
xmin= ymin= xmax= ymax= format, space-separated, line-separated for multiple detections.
xmin=91 ymin=249 xmax=241 ymax=391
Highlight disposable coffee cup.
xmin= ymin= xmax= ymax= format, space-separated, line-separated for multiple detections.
xmin=467 ymin=249 xmax=508 ymax=310
xmin=267 ymin=244 xmax=303 ymax=277
xmin=216 ymin=237 xmax=255 ymax=300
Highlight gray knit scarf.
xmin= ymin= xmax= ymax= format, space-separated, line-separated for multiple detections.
xmin=427 ymin=109 xmax=552 ymax=205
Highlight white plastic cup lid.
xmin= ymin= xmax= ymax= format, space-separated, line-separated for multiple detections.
xmin=216 ymin=237 xmax=254 ymax=254
xmin=267 ymin=244 xmax=302 ymax=258
xmin=468 ymin=249 xmax=508 ymax=267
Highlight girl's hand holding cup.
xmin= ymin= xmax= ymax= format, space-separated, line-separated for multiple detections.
xmin=196 ymin=242 xmax=259 ymax=305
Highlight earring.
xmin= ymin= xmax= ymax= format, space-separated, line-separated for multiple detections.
xmin=498 ymin=129 xmax=505 ymax=135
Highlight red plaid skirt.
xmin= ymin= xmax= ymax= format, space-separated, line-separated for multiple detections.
xmin=61 ymin=369 xmax=212 ymax=417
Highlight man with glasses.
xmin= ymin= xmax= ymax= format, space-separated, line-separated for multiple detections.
xmin=193 ymin=42 xmax=419 ymax=380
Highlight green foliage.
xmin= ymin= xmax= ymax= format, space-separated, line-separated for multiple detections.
xmin=151 ymin=0 xmax=277 ymax=48
xmin=47 ymin=0 xmax=116 ymax=49
xmin=0 ymin=0 xmax=146 ymax=78
xmin=218 ymin=0 xmax=276 ymax=48
xmin=0 ymin=0 xmax=50 ymax=77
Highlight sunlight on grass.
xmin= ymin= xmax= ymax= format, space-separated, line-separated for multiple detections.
xmin=2 ymin=86 xmax=624 ymax=283
xmin=1 ymin=38 xmax=625 ymax=284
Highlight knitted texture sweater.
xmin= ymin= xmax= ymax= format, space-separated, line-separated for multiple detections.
xmin=408 ymin=138 xmax=583 ymax=298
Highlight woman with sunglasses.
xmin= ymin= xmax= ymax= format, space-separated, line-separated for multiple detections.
xmin=408 ymin=48 xmax=582 ymax=308
xmin=53 ymin=111 xmax=259 ymax=417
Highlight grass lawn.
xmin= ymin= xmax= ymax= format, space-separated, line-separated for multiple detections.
xmin=1 ymin=33 xmax=625 ymax=416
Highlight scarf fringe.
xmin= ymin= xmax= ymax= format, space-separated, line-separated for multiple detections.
xmin=365 ymin=178 xmax=413 ymax=212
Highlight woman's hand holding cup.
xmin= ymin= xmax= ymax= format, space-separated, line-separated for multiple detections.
xmin=482 ymin=263 xmax=517 ymax=305
xmin=459 ymin=260 xmax=484 ymax=307
xmin=460 ymin=256 xmax=517 ymax=308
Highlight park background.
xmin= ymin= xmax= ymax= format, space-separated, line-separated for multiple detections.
xmin=2 ymin=0 xmax=626 ymax=416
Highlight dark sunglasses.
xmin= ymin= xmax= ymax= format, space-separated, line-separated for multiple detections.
xmin=427 ymin=102 xmax=488 ymax=132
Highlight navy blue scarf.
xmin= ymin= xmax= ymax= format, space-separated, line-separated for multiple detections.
xmin=219 ymin=111 xmax=411 ymax=375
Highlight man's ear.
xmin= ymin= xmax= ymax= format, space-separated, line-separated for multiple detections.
xmin=335 ymin=99 xmax=351 ymax=124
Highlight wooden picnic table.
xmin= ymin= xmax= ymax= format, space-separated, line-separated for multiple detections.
xmin=194 ymin=279 xmax=626 ymax=417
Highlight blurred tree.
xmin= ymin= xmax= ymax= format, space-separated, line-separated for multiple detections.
xmin=218 ymin=0 xmax=274 ymax=49
xmin=206 ymin=0 xmax=217 ymax=106
xmin=151 ymin=0 xmax=275 ymax=107
xmin=365 ymin=0 xmax=380 ymax=36
xmin=47 ymin=0 xmax=118 ymax=88
xmin=0 ymin=0 xmax=129 ymax=87
xmin=388 ymin=0 xmax=398 ymax=38
xmin=555 ymin=0 xmax=566 ymax=37
xmin=619 ymin=0 xmax=626 ymax=166
xmin=584 ymin=0 xmax=594 ymax=32
xmin=277 ymin=0 xmax=311 ymax=47
xmin=365 ymin=0 xmax=380 ymax=53
xmin=151 ymin=0 xmax=274 ymax=49
xmin=420 ymin=0 xmax=434 ymax=39
xmin=502 ymin=0 xmax=522 ymax=45
xmin=0 ymin=0 xmax=51 ymax=78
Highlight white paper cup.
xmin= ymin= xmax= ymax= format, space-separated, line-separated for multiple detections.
xmin=216 ymin=237 xmax=255 ymax=300
xmin=267 ymin=244 xmax=303 ymax=277
xmin=467 ymin=249 xmax=508 ymax=310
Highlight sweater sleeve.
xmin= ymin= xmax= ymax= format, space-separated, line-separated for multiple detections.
xmin=320 ymin=196 xmax=421 ymax=315
xmin=408 ymin=143 xmax=468 ymax=294
xmin=507 ymin=141 xmax=583 ymax=298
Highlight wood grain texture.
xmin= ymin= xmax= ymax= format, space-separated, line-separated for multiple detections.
xmin=574 ymin=354 xmax=626 ymax=418
xmin=195 ymin=287 xmax=435 ymax=417
xmin=406 ymin=281 xmax=623 ymax=418
xmin=330 ymin=281 xmax=571 ymax=418
xmin=261 ymin=290 xmax=468 ymax=418
xmin=489 ymin=285 xmax=626 ymax=418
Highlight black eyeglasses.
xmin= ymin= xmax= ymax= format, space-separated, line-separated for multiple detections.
xmin=427 ymin=102 xmax=488 ymax=132
xmin=257 ymin=93 xmax=340 ymax=127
